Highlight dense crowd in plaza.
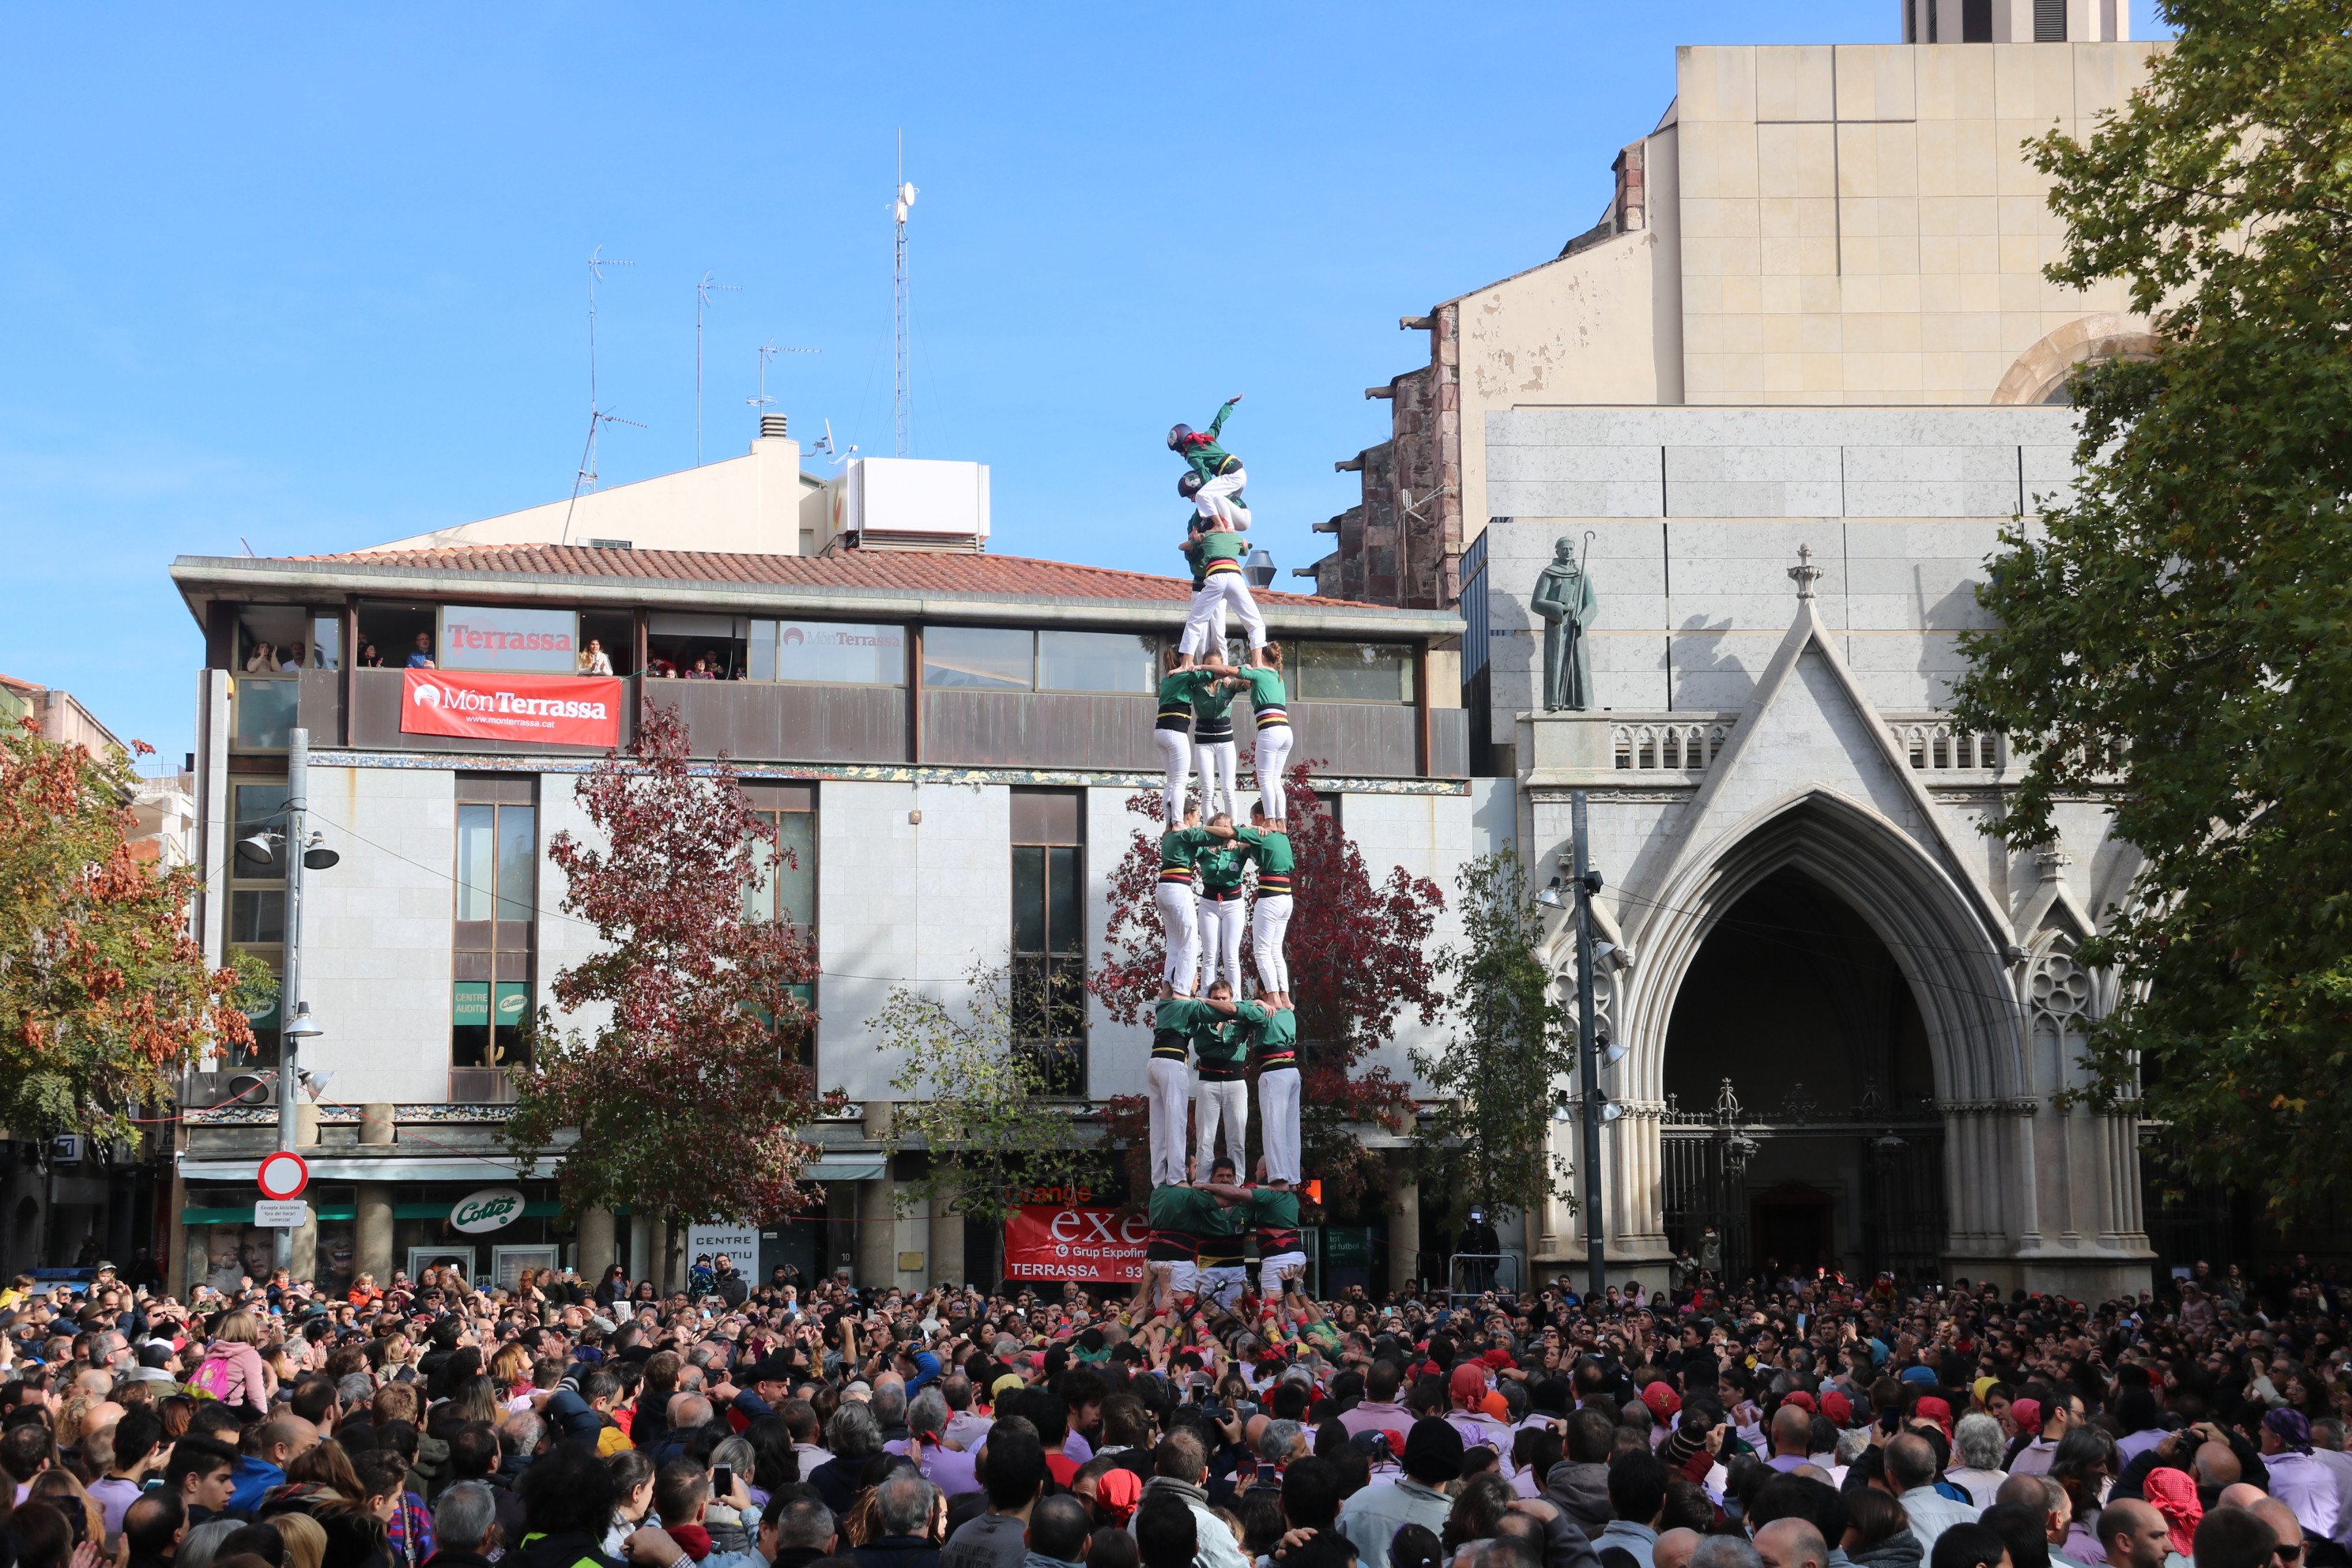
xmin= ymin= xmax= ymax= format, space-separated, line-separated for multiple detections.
xmin=0 ymin=1253 xmax=2346 ymax=1568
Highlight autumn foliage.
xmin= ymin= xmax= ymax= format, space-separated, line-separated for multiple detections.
xmin=507 ymin=707 xmax=842 ymax=1224
xmin=1094 ymin=761 xmax=1442 ymax=1204
xmin=0 ymin=715 xmax=254 ymax=1143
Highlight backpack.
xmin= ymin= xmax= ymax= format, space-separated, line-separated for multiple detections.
xmin=187 ymin=1352 xmax=239 ymax=1400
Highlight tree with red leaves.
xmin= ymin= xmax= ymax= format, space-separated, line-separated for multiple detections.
xmin=1095 ymin=761 xmax=1442 ymax=1204
xmin=508 ymin=707 xmax=840 ymax=1226
xmin=0 ymin=715 xmax=260 ymax=1144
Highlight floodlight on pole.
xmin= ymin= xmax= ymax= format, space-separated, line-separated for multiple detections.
xmin=282 ymin=1001 xmax=324 ymax=1041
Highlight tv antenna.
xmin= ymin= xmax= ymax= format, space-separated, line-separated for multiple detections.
xmin=892 ymin=130 xmax=918 ymax=458
xmin=563 ymin=246 xmax=639 ymax=544
xmin=564 ymin=409 xmax=649 ymax=544
xmin=695 ymin=270 xmax=740 ymax=466
xmin=811 ymin=418 xmax=858 ymax=466
xmin=745 ymin=340 xmax=818 ymax=415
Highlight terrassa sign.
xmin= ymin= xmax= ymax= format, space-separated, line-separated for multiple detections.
xmin=450 ymin=1186 xmax=526 ymax=1234
xmin=401 ymin=670 xmax=623 ymax=748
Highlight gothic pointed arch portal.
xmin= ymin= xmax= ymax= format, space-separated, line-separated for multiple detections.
xmin=1606 ymin=790 xmax=2034 ymax=1279
xmin=1657 ymin=865 xmax=1947 ymax=1287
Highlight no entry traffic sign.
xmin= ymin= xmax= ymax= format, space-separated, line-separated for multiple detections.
xmin=257 ymin=1150 xmax=309 ymax=1201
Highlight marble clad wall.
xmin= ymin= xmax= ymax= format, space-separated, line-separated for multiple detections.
xmin=1477 ymin=404 xmax=2079 ymax=726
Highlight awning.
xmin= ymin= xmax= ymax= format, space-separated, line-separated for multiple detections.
xmin=803 ymin=1157 xmax=885 ymax=1182
xmin=179 ymin=1153 xmax=888 ymax=1185
xmin=179 ymin=1155 xmax=550 ymax=1184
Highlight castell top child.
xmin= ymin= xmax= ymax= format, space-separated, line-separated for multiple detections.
xmin=1168 ymin=394 xmax=1250 ymax=530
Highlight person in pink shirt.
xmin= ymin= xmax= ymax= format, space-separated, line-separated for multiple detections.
xmin=1443 ymin=1363 xmax=1516 ymax=1476
xmin=1341 ymin=1361 xmax=1414 ymax=1442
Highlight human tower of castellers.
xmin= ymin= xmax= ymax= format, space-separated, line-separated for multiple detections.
xmin=1140 ymin=397 xmax=1309 ymax=1320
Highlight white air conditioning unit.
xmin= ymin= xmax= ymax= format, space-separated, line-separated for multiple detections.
xmin=831 ymin=458 xmax=990 ymax=552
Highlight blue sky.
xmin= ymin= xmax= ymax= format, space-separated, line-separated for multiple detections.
xmin=2 ymin=1 xmax=2132 ymax=758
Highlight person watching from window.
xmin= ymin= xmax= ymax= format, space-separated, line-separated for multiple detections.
xmin=406 ymin=634 xmax=437 ymax=670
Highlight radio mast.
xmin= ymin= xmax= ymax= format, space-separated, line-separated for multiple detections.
xmin=893 ymin=131 xmax=918 ymax=458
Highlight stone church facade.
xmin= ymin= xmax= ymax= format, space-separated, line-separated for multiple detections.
xmin=1310 ymin=30 xmax=2163 ymax=1298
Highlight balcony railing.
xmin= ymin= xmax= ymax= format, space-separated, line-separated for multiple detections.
xmin=340 ymin=668 xmax=1464 ymax=778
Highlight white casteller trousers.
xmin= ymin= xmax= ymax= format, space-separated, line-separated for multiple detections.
xmin=1181 ymin=572 xmax=1265 ymax=656
xmin=1253 ymin=893 xmax=1294 ymax=996
xmin=1193 ymin=1077 xmax=1250 ymax=1181
xmin=1194 ymin=465 xmax=1252 ymax=530
xmin=1253 ymin=725 xmax=1294 ymax=822
xmin=1258 ymin=1250 xmax=1308 ymax=1300
xmin=1195 ymin=895 xmax=1246 ymax=996
xmin=1155 ymin=880 xmax=1200 ymax=992
xmin=1258 ymin=1065 xmax=1302 ymax=1184
xmin=1194 ymin=739 xmax=1237 ymax=824
xmin=1147 ymin=1057 xmax=1193 ymax=1186
xmin=1154 ymin=728 xmax=1193 ymax=827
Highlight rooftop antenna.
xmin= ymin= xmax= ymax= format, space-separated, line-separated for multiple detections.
xmin=695 ymin=270 xmax=741 ymax=466
xmin=893 ymin=130 xmax=918 ymax=458
xmin=564 ymin=247 xmax=638 ymax=545
xmin=745 ymin=339 xmax=818 ymax=417
xmin=811 ymin=418 xmax=858 ymax=466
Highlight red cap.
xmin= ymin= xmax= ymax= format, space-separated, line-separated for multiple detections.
xmin=1449 ymin=1363 xmax=1491 ymax=1403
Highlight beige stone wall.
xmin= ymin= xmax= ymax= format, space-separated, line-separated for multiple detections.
xmin=1676 ymin=41 xmax=2159 ymax=405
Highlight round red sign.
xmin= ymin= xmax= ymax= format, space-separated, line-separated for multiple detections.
xmin=257 ymin=1151 xmax=310 ymax=1200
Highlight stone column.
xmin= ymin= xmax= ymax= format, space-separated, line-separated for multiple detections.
xmin=355 ymin=1102 xmax=395 ymax=1290
xmin=927 ymin=1189 xmax=964 ymax=1288
xmin=1385 ymin=1157 xmax=1419 ymax=1298
xmin=578 ymin=1206 xmax=616 ymax=1281
xmin=355 ymin=1185 xmax=394 ymax=1287
xmin=646 ymin=1217 xmax=669 ymax=1291
xmin=289 ymin=1207 xmax=319 ymax=1283
xmin=858 ymin=1177 xmax=898 ymax=1288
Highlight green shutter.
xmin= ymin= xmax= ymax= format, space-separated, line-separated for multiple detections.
xmin=493 ymin=982 xmax=531 ymax=1024
xmin=453 ymin=982 xmax=489 ymax=1025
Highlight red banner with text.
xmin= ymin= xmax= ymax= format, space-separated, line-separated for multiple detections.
xmin=400 ymin=669 xmax=624 ymax=748
xmin=1002 ymin=1204 xmax=1149 ymax=1283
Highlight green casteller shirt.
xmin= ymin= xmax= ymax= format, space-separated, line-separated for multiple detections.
xmin=1251 ymin=1186 xmax=1303 ymax=1254
xmin=1197 ymin=1015 xmax=1251 ymax=1079
xmin=1178 ymin=399 xmax=1242 ymax=484
xmin=1233 ymin=826 xmax=1295 ymax=876
xmin=1199 ymin=527 xmax=1247 ymax=565
xmin=1197 ymin=1186 xmax=1249 ymax=1265
xmin=1159 ymin=669 xmax=1216 ymax=728
xmin=1181 ymin=530 xmax=1208 ymax=589
xmin=1157 ymin=826 xmax=1217 ymax=875
xmin=1234 ymin=999 xmax=1298 ymax=1069
xmin=1238 ymin=665 xmax=1288 ymax=714
xmin=1189 ymin=675 xmax=1240 ymax=727
xmin=1196 ymin=842 xmax=1248 ymax=895
xmin=1153 ymin=996 xmax=1219 ymax=1060
xmin=1148 ymin=1182 xmax=1220 ymax=1233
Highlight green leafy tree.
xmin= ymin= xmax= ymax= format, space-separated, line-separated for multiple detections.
xmin=1951 ymin=0 xmax=2352 ymax=1223
xmin=1411 ymin=850 xmax=1574 ymax=1240
xmin=0 ymin=717 xmax=262 ymax=1142
xmin=873 ymin=963 xmax=1109 ymax=1231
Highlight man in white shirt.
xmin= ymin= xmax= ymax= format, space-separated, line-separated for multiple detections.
xmin=1886 ymin=1433 xmax=1981 ymax=1552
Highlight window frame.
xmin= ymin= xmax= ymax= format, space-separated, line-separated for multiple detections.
xmin=1008 ymin=789 xmax=1087 ymax=1099
xmin=451 ymin=777 xmax=538 ymax=1074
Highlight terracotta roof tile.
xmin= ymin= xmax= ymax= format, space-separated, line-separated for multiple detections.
xmin=284 ymin=543 xmax=1363 ymax=609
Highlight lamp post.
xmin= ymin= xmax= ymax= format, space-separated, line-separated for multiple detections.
xmin=235 ymin=727 xmax=337 ymax=1272
xmin=1570 ymin=789 xmax=1606 ymax=1299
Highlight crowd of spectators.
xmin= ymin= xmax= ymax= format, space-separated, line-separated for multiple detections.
xmin=0 ymin=1253 xmax=2344 ymax=1568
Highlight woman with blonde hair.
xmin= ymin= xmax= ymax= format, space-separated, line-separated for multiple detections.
xmin=489 ymin=1343 xmax=533 ymax=1399
xmin=190 ymin=1309 xmax=274 ymax=1412
xmin=273 ymin=1512 xmax=327 ymax=1568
